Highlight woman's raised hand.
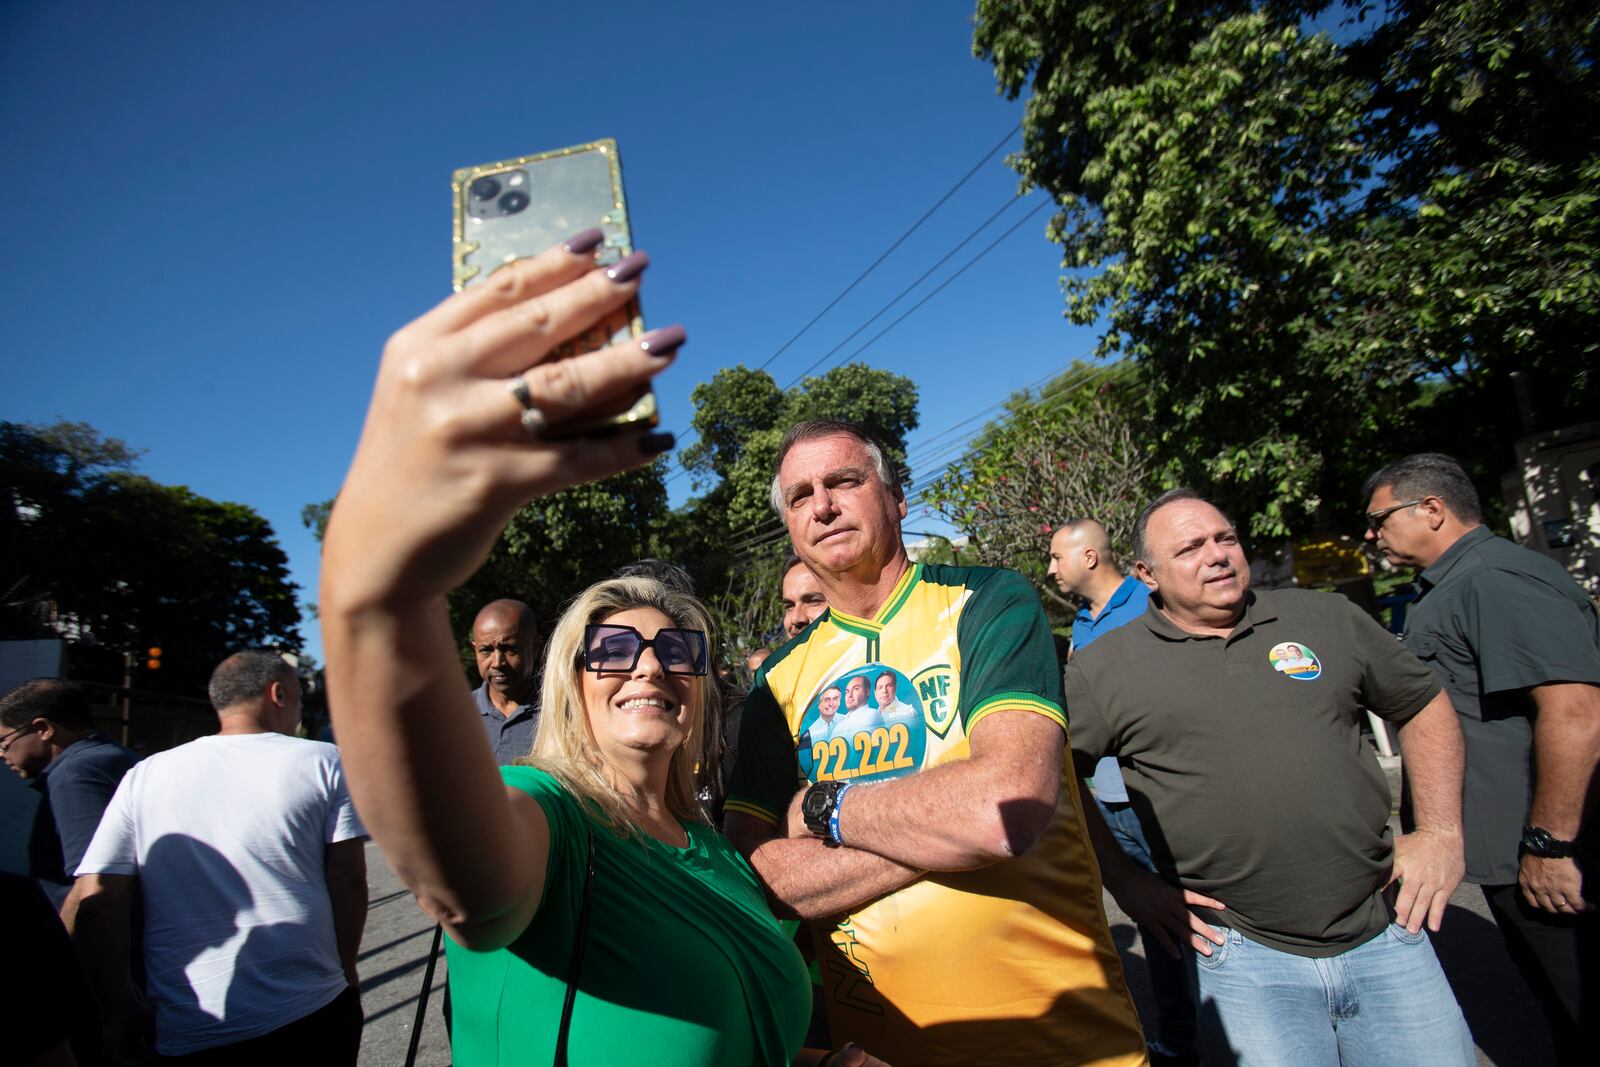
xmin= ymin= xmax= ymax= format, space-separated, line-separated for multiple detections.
xmin=323 ymin=233 xmax=679 ymax=608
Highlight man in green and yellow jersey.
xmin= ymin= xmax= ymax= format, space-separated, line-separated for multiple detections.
xmin=726 ymin=420 xmax=1145 ymax=1066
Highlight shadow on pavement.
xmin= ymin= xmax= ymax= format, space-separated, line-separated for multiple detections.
xmin=1431 ymin=901 xmax=1553 ymax=1066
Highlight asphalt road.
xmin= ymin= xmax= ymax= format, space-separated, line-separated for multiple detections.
xmin=353 ymin=770 xmax=1555 ymax=1066
xmin=355 ymin=842 xmax=449 ymax=1067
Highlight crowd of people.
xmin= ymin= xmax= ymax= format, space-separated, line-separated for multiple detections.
xmin=4 ymin=233 xmax=1596 ymax=1066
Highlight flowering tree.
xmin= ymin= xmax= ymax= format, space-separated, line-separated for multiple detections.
xmin=925 ymin=366 xmax=1152 ymax=606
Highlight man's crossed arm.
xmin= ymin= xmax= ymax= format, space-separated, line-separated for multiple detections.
xmin=725 ymin=711 xmax=1062 ymax=920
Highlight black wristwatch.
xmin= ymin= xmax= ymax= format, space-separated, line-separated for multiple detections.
xmin=801 ymin=781 xmax=847 ymax=847
xmin=1519 ymin=825 xmax=1579 ymax=859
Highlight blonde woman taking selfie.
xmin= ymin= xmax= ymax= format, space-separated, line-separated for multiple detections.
xmin=319 ymin=236 xmax=884 ymax=1067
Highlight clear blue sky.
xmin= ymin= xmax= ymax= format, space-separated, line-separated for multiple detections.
xmin=1 ymin=1 xmax=1104 ymax=662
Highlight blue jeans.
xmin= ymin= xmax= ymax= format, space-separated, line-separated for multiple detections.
xmin=1190 ymin=922 xmax=1474 ymax=1066
xmin=1097 ymin=797 xmax=1197 ymax=1056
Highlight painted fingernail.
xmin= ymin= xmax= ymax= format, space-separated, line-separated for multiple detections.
xmin=563 ymin=228 xmax=604 ymax=255
xmin=605 ymin=250 xmax=649 ymax=283
xmin=638 ymin=431 xmax=675 ymax=455
xmin=639 ymin=325 xmax=686 ymax=358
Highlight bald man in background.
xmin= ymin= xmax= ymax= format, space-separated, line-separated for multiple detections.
xmin=1048 ymin=518 xmax=1199 ymax=1066
xmin=468 ymin=599 xmax=541 ymax=765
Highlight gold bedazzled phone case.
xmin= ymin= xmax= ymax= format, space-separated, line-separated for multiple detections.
xmin=452 ymin=139 xmax=658 ymax=436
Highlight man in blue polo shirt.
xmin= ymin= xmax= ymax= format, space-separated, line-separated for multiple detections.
xmin=1048 ymin=518 xmax=1198 ymax=1066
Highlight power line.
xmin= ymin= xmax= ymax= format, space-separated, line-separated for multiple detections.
xmin=899 ymin=362 xmax=1108 ymax=500
xmin=662 ymin=191 xmax=1034 ymax=489
xmin=778 ymin=193 xmax=1026 ymax=386
xmin=892 ymin=350 xmax=1097 ymax=463
xmin=780 ymin=199 xmax=1052 ymax=389
xmin=726 ymin=363 xmax=1097 ymax=559
xmin=726 ymin=356 xmax=1112 ymax=563
xmin=715 ymin=194 xmax=1054 ymax=527
xmin=661 ymin=124 xmax=1024 ymax=486
xmin=662 ymin=190 xmax=1026 ymax=491
xmin=753 ymin=123 xmax=1021 ymax=374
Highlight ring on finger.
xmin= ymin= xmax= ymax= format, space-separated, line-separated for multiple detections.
xmin=508 ymin=375 xmax=550 ymax=437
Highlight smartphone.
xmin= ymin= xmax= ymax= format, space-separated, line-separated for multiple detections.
xmin=451 ymin=138 xmax=658 ymax=437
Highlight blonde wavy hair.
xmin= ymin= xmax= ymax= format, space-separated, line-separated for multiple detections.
xmin=524 ymin=576 xmax=720 ymax=833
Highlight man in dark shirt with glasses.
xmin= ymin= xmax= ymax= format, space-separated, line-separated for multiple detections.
xmin=1 ymin=678 xmax=138 ymax=910
xmin=1364 ymin=452 xmax=1599 ymax=1062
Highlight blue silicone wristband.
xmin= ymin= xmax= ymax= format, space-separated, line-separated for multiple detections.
xmin=828 ymin=782 xmax=854 ymax=846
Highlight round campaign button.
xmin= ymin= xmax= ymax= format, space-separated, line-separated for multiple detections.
xmin=1268 ymin=641 xmax=1322 ymax=681
xmin=797 ymin=664 xmax=927 ymax=783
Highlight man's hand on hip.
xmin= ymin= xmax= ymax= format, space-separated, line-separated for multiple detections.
xmin=1387 ymin=827 xmax=1464 ymax=933
xmin=1103 ymin=866 xmax=1227 ymax=958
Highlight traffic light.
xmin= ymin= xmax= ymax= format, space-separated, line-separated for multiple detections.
xmin=146 ymin=646 xmax=162 ymax=671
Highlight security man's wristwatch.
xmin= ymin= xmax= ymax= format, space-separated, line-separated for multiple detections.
xmin=801 ymin=781 xmax=850 ymax=847
xmin=1519 ymin=825 xmax=1579 ymax=859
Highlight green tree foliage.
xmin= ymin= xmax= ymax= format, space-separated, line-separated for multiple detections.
xmin=673 ymin=362 xmax=920 ymax=652
xmin=305 ymin=363 xmax=918 ymax=668
xmin=925 ymin=362 xmax=1153 ymax=605
xmin=443 ymin=466 xmax=669 ymax=650
xmin=300 ymin=499 xmax=332 ymax=542
xmin=2 ymin=420 xmax=302 ymax=695
xmin=305 ymin=465 xmax=669 ymax=677
xmin=974 ymin=0 xmax=1600 ymax=535
xmin=681 ymin=362 xmax=921 ymax=535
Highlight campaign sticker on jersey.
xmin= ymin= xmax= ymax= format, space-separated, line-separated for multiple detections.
xmin=1268 ymin=641 xmax=1322 ymax=681
xmin=797 ymin=665 xmax=927 ymax=783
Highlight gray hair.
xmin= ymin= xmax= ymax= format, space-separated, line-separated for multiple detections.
xmin=1362 ymin=453 xmax=1483 ymax=525
xmin=1131 ymin=488 xmax=1219 ymax=566
xmin=769 ymin=420 xmax=903 ymax=516
xmin=209 ymin=650 xmax=296 ymax=712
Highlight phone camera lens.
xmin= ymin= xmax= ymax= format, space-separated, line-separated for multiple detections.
xmin=470 ymin=176 xmax=501 ymax=201
xmin=499 ymin=191 xmax=530 ymax=215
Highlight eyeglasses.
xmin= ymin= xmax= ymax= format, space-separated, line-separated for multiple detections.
xmin=1364 ymin=498 xmax=1424 ymax=532
xmin=0 ymin=723 xmax=36 ymax=753
xmin=582 ymin=624 xmax=708 ymax=676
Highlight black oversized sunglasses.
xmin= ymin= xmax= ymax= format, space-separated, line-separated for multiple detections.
xmin=581 ymin=624 xmax=709 ymax=676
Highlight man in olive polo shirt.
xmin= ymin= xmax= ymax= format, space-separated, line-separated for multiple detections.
xmin=1364 ymin=453 xmax=1599 ymax=1060
xmin=1069 ymin=489 xmax=1474 ymax=1066
xmin=1049 ymin=518 xmax=1201 ymax=1065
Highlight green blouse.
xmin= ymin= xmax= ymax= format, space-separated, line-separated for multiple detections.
xmin=445 ymin=766 xmax=810 ymax=1066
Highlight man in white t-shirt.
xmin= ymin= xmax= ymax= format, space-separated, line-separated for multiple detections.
xmin=69 ymin=651 xmax=368 ymax=1063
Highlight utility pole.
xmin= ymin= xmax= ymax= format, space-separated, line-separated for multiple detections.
xmin=119 ymin=650 xmax=132 ymax=746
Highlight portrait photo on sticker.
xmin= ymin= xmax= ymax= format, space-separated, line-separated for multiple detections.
xmin=1269 ymin=641 xmax=1322 ymax=680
